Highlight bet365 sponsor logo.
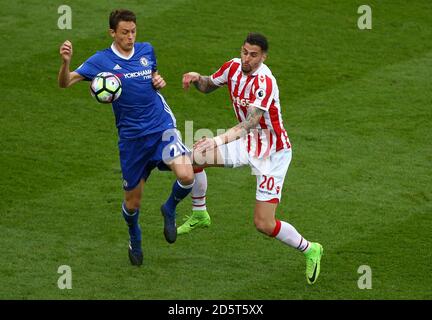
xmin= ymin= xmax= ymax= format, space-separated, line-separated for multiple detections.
xmin=234 ymin=97 xmax=250 ymax=109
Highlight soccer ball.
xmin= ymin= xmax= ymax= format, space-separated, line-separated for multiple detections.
xmin=90 ymin=72 xmax=122 ymax=103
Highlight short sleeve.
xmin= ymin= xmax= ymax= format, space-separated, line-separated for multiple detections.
xmin=210 ymin=59 xmax=235 ymax=87
xmin=74 ymin=54 xmax=101 ymax=81
xmin=248 ymin=75 xmax=275 ymax=111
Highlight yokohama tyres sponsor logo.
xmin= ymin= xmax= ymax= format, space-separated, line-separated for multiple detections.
xmin=123 ymin=69 xmax=152 ymax=79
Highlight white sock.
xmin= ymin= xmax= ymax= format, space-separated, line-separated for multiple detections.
xmin=274 ymin=220 xmax=310 ymax=252
xmin=192 ymin=169 xmax=207 ymax=211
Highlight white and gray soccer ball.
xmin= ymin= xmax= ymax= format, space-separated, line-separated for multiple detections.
xmin=90 ymin=72 xmax=122 ymax=104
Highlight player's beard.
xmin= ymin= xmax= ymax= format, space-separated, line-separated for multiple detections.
xmin=241 ymin=62 xmax=252 ymax=74
xmin=124 ymin=42 xmax=134 ymax=51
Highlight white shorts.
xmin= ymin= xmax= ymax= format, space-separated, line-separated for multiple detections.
xmin=218 ymin=138 xmax=292 ymax=202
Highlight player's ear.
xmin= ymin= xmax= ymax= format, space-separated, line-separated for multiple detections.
xmin=262 ymin=52 xmax=267 ymax=62
xmin=109 ymin=29 xmax=115 ymax=39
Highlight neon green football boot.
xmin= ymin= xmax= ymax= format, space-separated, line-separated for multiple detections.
xmin=177 ymin=210 xmax=211 ymax=235
xmin=304 ymin=242 xmax=324 ymax=285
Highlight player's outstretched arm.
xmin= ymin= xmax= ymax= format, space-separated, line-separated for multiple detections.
xmin=182 ymin=72 xmax=219 ymax=93
xmin=194 ymin=106 xmax=265 ymax=152
xmin=58 ymin=40 xmax=84 ymax=88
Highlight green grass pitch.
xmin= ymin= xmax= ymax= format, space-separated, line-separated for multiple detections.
xmin=0 ymin=0 xmax=431 ymax=299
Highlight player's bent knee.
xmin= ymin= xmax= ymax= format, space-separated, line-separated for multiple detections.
xmin=124 ymin=199 xmax=140 ymax=211
xmin=124 ymin=194 xmax=141 ymax=211
xmin=176 ymin=170 xmax=195 ymax=186
xmin=254 ymin=218 xmax=274 ymax=236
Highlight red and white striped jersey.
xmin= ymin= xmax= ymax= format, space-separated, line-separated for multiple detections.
xmin=210 ymin=58 xmax=291 ymax=158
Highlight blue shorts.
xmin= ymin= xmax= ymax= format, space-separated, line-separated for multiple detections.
xmin=118 ymin=129 xmax=190 ymax=191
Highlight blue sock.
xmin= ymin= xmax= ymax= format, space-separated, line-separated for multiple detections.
xmin=164 ymin=180 xmax=194 ymax=214
xmin=121 ymin=203 xmax=141 ymax=246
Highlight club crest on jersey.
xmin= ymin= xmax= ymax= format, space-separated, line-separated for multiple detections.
xmin=259 ymin=75 xmax=265 ymax=83
xmin=140 ymin=57 xmax=149 ymax=67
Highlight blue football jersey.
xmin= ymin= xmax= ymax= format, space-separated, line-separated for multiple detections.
xmin=75 ymin=42 xmax=176 ymax=139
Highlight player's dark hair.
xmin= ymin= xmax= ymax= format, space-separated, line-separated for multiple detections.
xmin=244 ymin=33 xmax=269 ymax=53
xmin=109 ymin=9 xmax=136 ymax=30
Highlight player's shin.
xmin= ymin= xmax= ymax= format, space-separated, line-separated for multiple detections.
xmin=164 ymin=179 xmax=195 ymax=213
xmin=192 ymin=168 xmax=207 ymax=211
xmin=121 ymin=202 xmax=142 ymax=244
xmin=271 ymin=219 xmax=310 ymax=252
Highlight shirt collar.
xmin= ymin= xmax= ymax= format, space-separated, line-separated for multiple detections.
xmin=111 ymin=43 xmax=135 ymax=60
xmin=250 ymin=63 xmax=264 ymax=76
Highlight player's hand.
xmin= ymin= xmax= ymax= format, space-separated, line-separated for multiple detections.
xmin=182 ymin=72 xmax=200 ymax=90
xmin=152 ymin=73 xmax=166 ymax=90
xmin=193 ymin=137 xmax=216 ymax=153
xmin=60 ymin=40 xmax=73 ymax=63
